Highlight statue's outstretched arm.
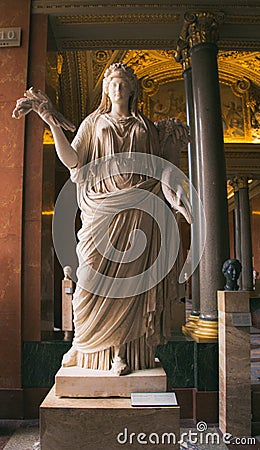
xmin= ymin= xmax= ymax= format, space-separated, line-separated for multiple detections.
xmin=12 ymin=87 xmax=78 ymax=169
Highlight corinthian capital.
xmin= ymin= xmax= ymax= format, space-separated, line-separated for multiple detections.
xmin=175 ymin=12 xmax=224 ymax=58
xmin=230 ymin=176 xmax=249 ymax=191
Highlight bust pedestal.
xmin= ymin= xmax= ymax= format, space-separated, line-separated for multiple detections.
xmin=218 ymin=290 xmax=251 ymax=437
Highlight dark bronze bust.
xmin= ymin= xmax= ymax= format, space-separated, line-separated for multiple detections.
xmin=222 ymin=259 xmax=242 ymax=291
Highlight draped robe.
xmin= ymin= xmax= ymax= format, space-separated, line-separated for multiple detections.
xmin=62 ymin=111 xmax=183 ymax=371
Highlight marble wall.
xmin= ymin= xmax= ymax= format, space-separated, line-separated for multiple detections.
xmin=0 ymin=2 xmax=48 ymax=403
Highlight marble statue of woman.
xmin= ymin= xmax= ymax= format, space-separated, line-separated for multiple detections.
xmin=13 ymin=62 xmax=191 ymax=375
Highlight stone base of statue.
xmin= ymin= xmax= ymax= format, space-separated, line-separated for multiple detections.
xmin=55 ymin=366 xmax=166 ymax=397
xmin=40 ymin=386 xmax=180 ymax=450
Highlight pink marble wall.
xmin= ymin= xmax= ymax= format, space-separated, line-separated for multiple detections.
xmin=0 ymin=1 xmax=31 ymax=388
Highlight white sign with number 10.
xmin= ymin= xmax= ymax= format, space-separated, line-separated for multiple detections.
xmin=0 ymin=28 xmax=21 ymax=47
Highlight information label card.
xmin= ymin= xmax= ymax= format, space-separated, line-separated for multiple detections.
xmin=0 ymin=28 xmax=21 ymax=47
xmin=131 ymin=392 xmax=178 ymax=407
xmin=232 ymin=312 xmax=252 ymax=327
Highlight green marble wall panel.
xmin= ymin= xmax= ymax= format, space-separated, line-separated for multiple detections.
xmin=156 ymin=338 xmax=218 ymax=391
xmin=22 ymin=341 xmax=71 ymax=388
xmin=194 ymin=343 xmax=218 ymax=391
xmin=23 ymin=339 xmax=218 ymax=391
xmin=156 ymin=337 xmax=195 ymax=389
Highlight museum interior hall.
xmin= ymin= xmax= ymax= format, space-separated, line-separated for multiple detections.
xmin=0 ymin=1 xmax=260 ymax=449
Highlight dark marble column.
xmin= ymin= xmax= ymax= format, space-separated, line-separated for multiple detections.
xmin=229 ymin=178 xmax=242 ymax=288
xmin=238 ymin=178 xmax=253 ymax=291
xmin=176 ymin=48 xmax=200 ymax=334
xmin=234 ymin=190 xmax=242 ymax=262
xmin=23 ymin=14 xmax=48 ymax=341
xmin=177 ymin=12 xmax=230 ymax=342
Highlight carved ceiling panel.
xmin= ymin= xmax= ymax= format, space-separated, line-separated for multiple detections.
xmin=33 ymin=1 xmax=260 ymax=51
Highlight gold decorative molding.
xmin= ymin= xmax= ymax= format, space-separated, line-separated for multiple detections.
xmin=60 ymin=39 xmax=177 ymax=50
xmin=52 ymin=47 xmax=260 ymax=148
xmin=190 ymin=318 xmax=218 ymax=343
xmin=55 ymin=12 xmax=260 ymax=25
xmin=219 ymin=39 xmax=260 ymax=51
xmin=59 ymin=51 xmax=81 ymax=127
xmin=218 ymin=51 xmax=260 ymax=85
xmin=32 ymin=1 xmax=260 ymax=12
xmin=43 ymin=129 xmax=54 ymax=145
xmin=182 ymin=314 xmax=199 ymax=337
xmin=224 ymin=15 xmax=260 ymax=25
xmin=123 ymin=50 xmax=181 ymax=79
xmin=55 ymin=13 xmax=180 ymax=24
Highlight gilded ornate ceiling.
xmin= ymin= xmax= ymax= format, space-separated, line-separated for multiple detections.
xmin=42 ymin=1 xmax=260 ymax=179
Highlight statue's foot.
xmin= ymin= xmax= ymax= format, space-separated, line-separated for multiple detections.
xmin=62 ymin=347 xmax=77 ymax=367
xmin=110 ymin=356 xmax=131 ymax=376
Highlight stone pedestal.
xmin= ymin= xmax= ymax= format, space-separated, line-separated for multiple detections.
xmin=40 ymin=387 xmax=180 ymax=450
xmin=61 ymin=279 xmax=73 ymax=332
xmin=55 ymin=367 xmax=166 ymax=397
xmin=218 ymin=290 xmax=251 ymax=437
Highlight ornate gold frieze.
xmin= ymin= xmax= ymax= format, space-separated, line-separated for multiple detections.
xmin=55 ymin=13 xmax=180 ymax=24
xmin=123 ymin=50 xmax=181 ymax=78
xmin=60 ymin=39 xmax=176 ymax=50
xmin=218 ymin=51 xmax=260 ymax=86
xmin=50 ymin=47 xmax=260 ymax=147
xmin=224 ymin=15 xmax=260 ymax=25
xmin=219 ymin=39 xmax=260 ymax=51
xmin=31 ymin=1 xmax=260 ymax=13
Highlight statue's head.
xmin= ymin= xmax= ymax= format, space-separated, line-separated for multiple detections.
xmin=222 ymin=258 xmax=242 ymax=290
xmin=97 ymin=62 xmax=139 ymax=115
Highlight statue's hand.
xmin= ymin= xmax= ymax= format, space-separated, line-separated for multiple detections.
xmin=162 ymin=184 xmax=193 ymax=224
xmin=12 ymin=87 xmax=76 ymax=132
xmin=161 ymin=168 xmax=193 ymax=224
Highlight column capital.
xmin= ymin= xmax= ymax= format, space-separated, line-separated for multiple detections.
xmin=175 ymin=12 xmax=224 ymax=57
xmin=174 ymin=44 xmax=191 ymax=72
xmin=230 ymin=176 xmax=248 ymax=191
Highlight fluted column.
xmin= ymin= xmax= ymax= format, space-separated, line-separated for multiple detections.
xmin=177 ymin=12 xmax=230 ymax=342
xmin=175 ymin=47 xmax=200 ymax=334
